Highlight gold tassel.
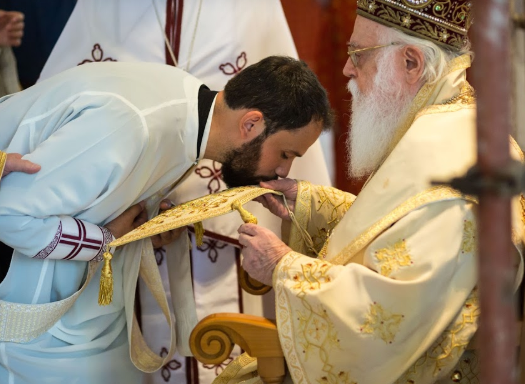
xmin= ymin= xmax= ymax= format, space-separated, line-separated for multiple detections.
xmin=194 ymin=222 xmax=204 ymax=247
xmin=232 ymin=201 xmax=258 ymax=224
xmin=98 ymin=249 xmax=113 ymax=306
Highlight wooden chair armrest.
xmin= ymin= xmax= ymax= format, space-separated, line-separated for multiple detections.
xmin=190 ymin=313 xmax=285 ymax=384
xmin=239 ymin=268 xmax=272 ymax=295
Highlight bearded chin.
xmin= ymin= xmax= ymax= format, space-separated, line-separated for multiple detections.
xmin=346 ymin=50 xmax=415 ymax=180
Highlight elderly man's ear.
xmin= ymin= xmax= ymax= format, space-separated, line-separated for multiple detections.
xmin=402 ymin=46 xmax=425 ymax=85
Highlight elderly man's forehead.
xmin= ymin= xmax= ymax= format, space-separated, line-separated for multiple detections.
xmin=348 ymin=15 xmax=385 ymax=47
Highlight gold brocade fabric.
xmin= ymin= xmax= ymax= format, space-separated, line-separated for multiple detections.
xmin=211 ymin=353 xmax=260 ymax=384
xmin=109 ymin=186 xmax=283 ymax=248
xmin=0 ymin=150 xmax=6 ymax=183
xmin=330 ymin=185 xmax=477 ymax=266
xmin=0 ymin=262 xmax=100 ymax=343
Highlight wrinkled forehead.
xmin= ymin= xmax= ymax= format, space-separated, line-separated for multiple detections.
xmin=348 ymin=15 xmax=386 ymax=48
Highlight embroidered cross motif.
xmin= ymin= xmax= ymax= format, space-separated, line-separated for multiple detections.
xmin=159 ymin=347 xmax=182 ymax=382
xmin=60 ymin=219 xmax=103 ymax=260
xmin=203 ymin=355 xmax=234 ymax=376
xmin=195 ymin=161 xmax=224 ymax=193
xmin=197 ymin=239 xmax=228 ymax=263
xmin=374 ymin=239 xmax=413 ymax=277
xmin=219 ymin=52 xmax=247 ymax=75
xmin=360 ymin=302 xmax=404 ymax=344
xmin=78 ymin=43 xmax=117 ymax=65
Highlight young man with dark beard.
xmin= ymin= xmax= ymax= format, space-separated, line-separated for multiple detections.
xmin=0 ymin=55 xmax=332 ymax=384
xmin=224 ymin=2 xmax=525 ymax=384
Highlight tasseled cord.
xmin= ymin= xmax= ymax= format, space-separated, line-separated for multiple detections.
xmin=194 ymin=221 xmax=205 ymax=247
xmin=98 ymin=247 xmax=114 ymax=306
xmin=232 ymin=201 xmax=258 ymax=224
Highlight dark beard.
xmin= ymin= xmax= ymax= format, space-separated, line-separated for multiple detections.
xmin=221 ymin=133 xmax=277 ymax=188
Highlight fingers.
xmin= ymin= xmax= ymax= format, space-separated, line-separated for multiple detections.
xmin=260 ymin=178 xmax=295 ymax=191
xmin=237 ymin=223 xmax=258 ymax=236
xmin=132 ymin=207 xmax=148 ymax=228
xmin=159 ymin=199 xmax=174 ymax=211
xmin=122 ymin=200 xmax=146 ymax=221
xmin=3 ymin=12 xmax=24 ymax=47
xmin=3 ymin=154 xmax=41 ymax=176
xmin=151 ymin=227 xmax=185 ymax=248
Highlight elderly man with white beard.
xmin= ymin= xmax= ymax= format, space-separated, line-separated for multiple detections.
xmin=222 ymin=1 xmax=525 ymax=383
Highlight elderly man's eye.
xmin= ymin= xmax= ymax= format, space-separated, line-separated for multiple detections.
xmin=281 ymin=152 xmax=289 ymax=160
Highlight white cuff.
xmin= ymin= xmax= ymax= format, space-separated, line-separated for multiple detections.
xmin=33 ymin=216 xmax=115 ymax=261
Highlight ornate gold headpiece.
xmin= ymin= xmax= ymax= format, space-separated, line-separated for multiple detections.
xmin=357 ymin=0 xmax=472 ymax=51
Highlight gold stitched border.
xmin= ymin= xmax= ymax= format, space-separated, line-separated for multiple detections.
xmin=330 ymin=186 xmax=477 ymax=266
xmin=212 ymin=353 xmax=258 ymax=384
xmin=110 ymin=186 xmax=283 ymax=247
xmin=414 ymin=103 xmax=475 ymax=121
xmin=288 ymin=180 xmax=312 ymax=252
xmin=0 ymin=262 xmax=99 ymax=342
xmin=275 ymin=252 xmax=309 ymax=384
xmin=0 ymin=151 xmax=6 ymax=183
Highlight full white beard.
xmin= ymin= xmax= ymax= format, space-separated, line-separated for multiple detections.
xmin=346 ymin=49 xmax=415 ymax=179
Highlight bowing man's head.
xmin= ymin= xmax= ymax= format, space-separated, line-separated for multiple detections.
xmin=217 ymin=55 xmax=333 ymax=188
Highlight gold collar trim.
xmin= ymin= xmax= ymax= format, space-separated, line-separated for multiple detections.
xmin=330 ymin=186 xmax=477 ymax=265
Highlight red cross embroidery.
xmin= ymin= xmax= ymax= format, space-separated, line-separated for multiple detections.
xmin=60 ymin=219 xmax=103 ymax=260
xmin=195 ymin=161 xmax=224 ymax=194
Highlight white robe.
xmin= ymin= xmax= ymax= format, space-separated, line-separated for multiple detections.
xmin=0 ymin=62 xmax=209 ymax=384
xmin=38 ymin=2 xmax=333 ymax=383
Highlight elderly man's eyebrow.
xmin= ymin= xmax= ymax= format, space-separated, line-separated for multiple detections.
xmin=347 ymin=42 xmax=360 ymax=49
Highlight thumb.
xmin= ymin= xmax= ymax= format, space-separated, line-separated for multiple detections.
xmin=12 ymin=159 xmax=41 ymax=174
xmin=5 ymin=154 xmax=41 ymax=174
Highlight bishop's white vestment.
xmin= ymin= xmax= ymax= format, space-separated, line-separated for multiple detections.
xmin=216 ymin=55 xmax=524 ymax=384
xmin=0 ymin=62 xmax=212 ymax=384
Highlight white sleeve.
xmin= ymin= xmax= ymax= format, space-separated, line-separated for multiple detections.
xmin=0 ymin=95 xmax=146 ymax=260
xmin=34 ymin=217 xmax=114 ymax=261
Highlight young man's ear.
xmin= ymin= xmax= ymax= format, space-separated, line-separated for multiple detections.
xmin=239 ymin=110 xmax=264 ymax=139
xmin=402 ymin=45 xmax=425 ymax=85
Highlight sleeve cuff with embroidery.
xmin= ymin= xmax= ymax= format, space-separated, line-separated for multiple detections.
xmin=33 ymin=216 xmax=115 ymax=261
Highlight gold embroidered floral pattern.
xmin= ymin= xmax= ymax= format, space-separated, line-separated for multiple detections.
xmin=360 ymin=302 xmax=404 ymax=344
xmin=441 ymin=82 xmax=476 ymax=106
xmin=280 ymin=253 xmax=358 ymax=383
xmin=395 ymin=288 xmax=480 ymax=383
xmin=312 ymin=186 xmax=354 ymax=253
xmin=461 ymin=220 xmax=476 ymax=254
xmin=295 ymin=303 xmax=355 ymax=384
xmin=331 ymin=185 xmax=477 ymax=266
xmin=289 ymin=258 xmax=334 ymax=295
xmin=375 ymin=239 xmax=413 ymax=276
xmin=110 ymin=186 xmax=282 ymax=247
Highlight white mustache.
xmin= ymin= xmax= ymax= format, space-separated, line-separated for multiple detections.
xmin=347 ymin=80 xmax=359 ymax=97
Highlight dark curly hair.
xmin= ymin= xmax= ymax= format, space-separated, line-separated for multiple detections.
xmin=224 ymin=56 xmax=334 ymax=138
